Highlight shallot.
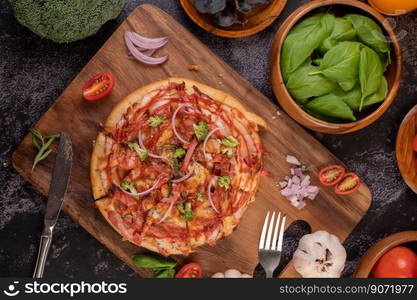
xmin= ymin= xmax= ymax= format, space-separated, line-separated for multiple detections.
xmin=279 ymin=155 xmax=319 ymax=209
xmin=207 ymin=176 xmax=219 ymax=213
xmin=172 ymin=104 xmax=193 ymax=144
xmin=203 ymin=127 xmax=223 ymax=159
xmin=124 ymin=31 xmax=168 ymax=65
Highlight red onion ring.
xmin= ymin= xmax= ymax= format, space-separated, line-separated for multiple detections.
xmin=117 ymin=177 xmax=161 ymax=197
xmin=207 ymin=176 xmax=220 ymax=213
xmin=127 ymin=31 xmax=168 ymax=49
xmin=157 ymin=197 xmax=175 ymax=224
xmin=172 ymin=104 xmax=193 ymax=144
xmin=172 ymin=165 xmax=194 ymax=183
xmin=203 ymin=127 xmax=223 ymax=159
xmin=138 ymin=131 xmax=163 ymax=159
xmin=124 ymin=33 xmax=168 ymax=65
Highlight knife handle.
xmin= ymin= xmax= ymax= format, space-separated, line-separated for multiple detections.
xmin=33 ymin=222 xmax=54 ymax=278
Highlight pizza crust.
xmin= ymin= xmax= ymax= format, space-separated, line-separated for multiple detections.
xmin=90 ymin=132 xmax=108 ymax=200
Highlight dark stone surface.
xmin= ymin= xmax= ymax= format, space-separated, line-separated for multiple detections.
xmin=0 ymin=0 xmax=416 ymax=278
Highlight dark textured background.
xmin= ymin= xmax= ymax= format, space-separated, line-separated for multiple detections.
xmin=0 ymin=0 xmax=416 ymax=278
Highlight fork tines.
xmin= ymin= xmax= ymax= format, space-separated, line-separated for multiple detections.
xmin=259 ymin=211 xmax=286 ymax=251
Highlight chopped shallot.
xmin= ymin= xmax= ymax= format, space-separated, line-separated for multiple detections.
xmin=286 ymin=155 xmax=301 ymax=166
xmin=279 ymin=155 xmax=319 ymax=209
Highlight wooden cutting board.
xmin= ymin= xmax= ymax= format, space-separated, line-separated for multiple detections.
xmin=12 ymin=5 xmax=372 ymax=278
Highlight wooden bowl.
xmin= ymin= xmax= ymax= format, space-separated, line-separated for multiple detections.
xmin=270 ymin=0 xmax=402 ymax=134
xmin=396 ymin=105 xmax=417 ymax=193
xmin=354 ymin=231 xmax=417 ymax=277
xmin=179 ymin=0 xmax=287 ymax=38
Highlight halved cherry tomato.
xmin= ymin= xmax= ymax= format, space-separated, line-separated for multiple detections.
xmin=318 ymin=165 xmax=345 ymax=186
xmin=82 ymin=72 xmax=115 ymax=101
xmin=175 ymin=263 xmax=202 ymax=278
xmin=372 ymin=246 xmax=417 ymax=278
xmin=412 ymin=136 xmax=417 ymax=152
xmin=334 ymin=172 xmax=360 ymax=195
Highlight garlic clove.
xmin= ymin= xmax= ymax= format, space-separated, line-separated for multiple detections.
xmin=224 ymin=269 xmax=243 ymax=278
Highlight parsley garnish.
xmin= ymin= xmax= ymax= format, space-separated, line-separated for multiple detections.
xmin=193 ymin=121 xmax=208 ymax=141
xmin=148 ymin=115 xmax=166 ymax=127
xmin=217 ymin=176 xmax=231 ymax=189
xmin=127 ymin=142 xmax=148 ymax=161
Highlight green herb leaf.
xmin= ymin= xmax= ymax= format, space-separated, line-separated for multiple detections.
xmin=172 ymin=157 xmax=180 ymax=176
xmin=363 ymin=76 xmax=388 ymax=108
xmin=345 ymin=14 xmax=390 ymax=56
xmin=177 ymin=202 xmax=193 ymax=221
xmin=286 ymin=60 xmax=338 ymax=104
xmin=358 ymin=46 xmax=383 ymax=111
xmin=281 ymin=13 xmax=335 ymax=80
xmin=221 ymin=136 xmax=239 ymax=147
xmin=154 ymin=268 xmax=175 ymax=278
xmin=338 ymin=78 xmax=357 ymax=92
xmin=217 ymin=176 xmax=231 ymax=189
xmin=335 ymin=85 xmax=363 ymax=111
xmin=127 ymin=142 xmax=148 ymax=161
xmin=121 ymin=181 xmax=138 ymax=194
xmin=131 ymin=254 xmax=177 ymax=269
xmin=193 ymin=121 xmax=208 ymax=142
xmin=123 ymin=215 xmax=133 ymax=219
xmin=310 ymin=42 xmax=361 ymax=85
xmin=304 ymin=95 xmax=357 ymax=122
xmin=148 ymin=115 xmax=166 ymax=127
xmin=319 ymin=18 xmax=357 ymax=53
xmin=30 ymin=129 xmax=60 ymax=170
xmin=221 ymin=147 xmax=234 ymax=158
xmin=172 ymin=147 xmax=186 ymax=158
xmin=162 ymin=145 xmax=177 ymax=150
xmin=197 ymin=192 xmax=204 ymax=201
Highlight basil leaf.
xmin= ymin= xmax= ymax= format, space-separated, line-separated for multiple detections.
xmin=358 ymin=46 xmax=383 ymax=111
xmin=363 ymin=76 xmax=388 ymax=108
xmin=132 ymin=254 xmax=177 ymax=269
xmin=281 ymin=13 xmax=335 ymax=80
xmin=286 ymin=60 xmax=338 ymax=104
xmin=345 ymin=14 xmax=390 ymax=55
xmin=154 ymin=268 xmax=175 ymax=278
xmin=172 ymin=147 xmax=186 ymax=158
xmin=335 ymin=85 xmax=362 ymax=111
xmin=304 ymin=95 xmax=357 ymax=122
xmin=338 ymin=78 xmax=357 ymax=92
xmin=311 ymin=42 xmax=361 ymax=84
xmin=319 ymin=18 xmax=356 ymax=53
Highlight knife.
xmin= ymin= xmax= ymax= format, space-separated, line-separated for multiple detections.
xmin=33 ymin=132 xmax=73 ymax=278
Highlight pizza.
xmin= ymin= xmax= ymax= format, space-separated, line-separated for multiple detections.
xmin=90 ymin=78 xmax=266 ymax=256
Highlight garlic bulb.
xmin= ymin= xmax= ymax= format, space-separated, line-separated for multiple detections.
xmin=293 ymin=231 xmax=347 ymax=278
xmin=211 ymin=269 xmax=252 ymax=278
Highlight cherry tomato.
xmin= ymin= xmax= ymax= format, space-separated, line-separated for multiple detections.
xmin=82 ymin=73 xmax=115 ymax=101
xmin=175 ymin=263 xmax=202 ymax=278
xmin=372 ymin=246 xmax=417 ymax=278
xmin=318 ymin=165 xmax=346 ymax=186
xmin=334 ymin=172 xmax=360 ymax=195
xmin=412 ymin=136 xmax=417 ymax=152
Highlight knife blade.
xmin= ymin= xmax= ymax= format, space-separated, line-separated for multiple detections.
xmin=33 ymin=132 xmax=73 ymax=278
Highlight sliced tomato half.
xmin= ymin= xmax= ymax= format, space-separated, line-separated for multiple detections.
xmin=318 ymin=165 xmax=345 ymax=186
xmin=175 ymin=263 xmax=202 ymax=278
xmin=334 ymin=172 xmax=361 ymax=195
xmin=82 ymin=72 xmax=115 ymax=101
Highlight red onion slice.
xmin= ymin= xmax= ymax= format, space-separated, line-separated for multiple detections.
xmin=124 ymin=33 xmax=168 ymax=65
xmin=207 ymin=176 xmax=220 ymax=213
xmin=117 ymin=177 xmax=161 ymax=197
xmin=138 ymin=131 xmax=163 ymax=159
xmin=157 ymin=197 xmax=175 ymax=224
xmin=172 ymin=104 xmax=193 ymax=144
xmin=203 ymin=127 xmax=223 ymax=159
xmin=127 ymin=31 xmax=168 ymax=49
xmin=172 ymin=166 xmax=194 ymax=183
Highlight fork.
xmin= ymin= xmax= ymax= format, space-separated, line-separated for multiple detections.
xmin=258 ymin=211 xmax=287 ymax=278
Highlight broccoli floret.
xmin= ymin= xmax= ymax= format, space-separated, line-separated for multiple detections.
xmin=8 ymin=0 xmax=124 ymax=43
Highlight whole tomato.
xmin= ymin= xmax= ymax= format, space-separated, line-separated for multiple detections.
xmin=372 ymin=246 xmax=417 ymax=278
